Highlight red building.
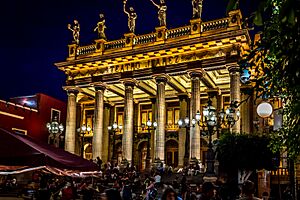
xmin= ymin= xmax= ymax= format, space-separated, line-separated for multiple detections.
xmin=0 ymin=93 xmax=66 ymax=144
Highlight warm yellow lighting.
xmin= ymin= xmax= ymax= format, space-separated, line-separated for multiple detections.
xmin=257 ymin=102 xmax=273 ymax=118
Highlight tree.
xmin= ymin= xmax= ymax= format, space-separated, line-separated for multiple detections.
xmin=216 ymin=133 xmax=276 ymax=171
xmin=216 ymin=133 xmax=277 ymax=199
xmin=229 ymin=0 xmax=300 ymax=159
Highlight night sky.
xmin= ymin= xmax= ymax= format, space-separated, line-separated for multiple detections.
xmin=0 ymin=0 xmax=258 ymax=102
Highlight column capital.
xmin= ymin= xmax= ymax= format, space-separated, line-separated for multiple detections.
xmin=91 ymin=82 xmax=107 ymax=91
xmin=154 ymin=74 xmax=169 ymax=84
xmin=227 ymin=64 xmax=240 ymax=73
xmin=188 ymin=69 xmax=206 ymax=79
xmin=240 ymin=85 xmax=253 ymax=94
xmin=121 ymin=78 xmax=137 ymax=87
xmin=240 ymin=85 xmax=253 ymax=90
xmin=63 ymin=86 xmax=79 ymax=96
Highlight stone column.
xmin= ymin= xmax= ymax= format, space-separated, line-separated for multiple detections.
xmin=150 ymin=98 xmax=157 ymax=164
xmin=75 ymin=104 xmax=82 ymax=155
xmin=122 ymin=80 xmax=135 ymax=165
xmin=178 ymin=95 xmax=188 ymax=167
xmin=108 ymin=105 xmax=115 ymax=161
xmin=241 ymin=85 xmax=253 ymax=134
xmin=102 ymin=103 xmax=111 ymax=163
xmin=155 ymin=75 xmax=168 ymax=163
xmin=92 ymin=84 xmax=105 ymax=160
xmin=65 ymin=88 xmax=78 ymax=154
xmin=229 ymin=65 xmax=241 ymax=133
xmin=189 ymin=70 xmax=204 ymax=162
xmin=132 ymin=101 xmax=139 ymax=167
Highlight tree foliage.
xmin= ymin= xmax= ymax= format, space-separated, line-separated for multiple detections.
xmin=216 ymin=133 xmax=276 ymax=171
xmin=229 ymin=0 xmax=300 ymax=159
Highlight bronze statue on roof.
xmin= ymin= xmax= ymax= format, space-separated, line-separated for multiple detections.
xmin=94 ymin=14 xmax=107 ymax=39
xmin=123 ymin=0 xmax=137 ymax=33
xmin=192 ymin=0 xmax=203 ymax=19
xmin=149 ymin=0 xmax=167 ymax=27
xmin=67 ymin=19 xmax=80 ymax=44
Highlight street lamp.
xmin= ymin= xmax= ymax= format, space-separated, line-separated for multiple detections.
xmin=177 ymin=116 xmax=191 ymax=166
xmin=142 ymin=119 xmax=157 ymax=170
xmin=46 ymin=117 xmax=64 ymax=148
xmin=77 ymin=124 xmax=92 ymax=158
xmin=193 ymin=100 xmax=240 ymax=180
xmin=108 ymin=122 xmax=122 ymax=164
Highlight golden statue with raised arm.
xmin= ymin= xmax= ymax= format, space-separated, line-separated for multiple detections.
xmin=192 ymin=0 xmax=203 ymax=19
xmin=67 ymin=19 xmax=80 ymax=45
xmin=149 ymin=0 xmax=167 ymax=26
xmin=123 ymin=0 xmax=137 ymax=33
xmin=94 ymin=13 xmax=107 ymax=39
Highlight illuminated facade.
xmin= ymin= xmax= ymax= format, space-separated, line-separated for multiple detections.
xmin=55 ymin=10 xmax=253 ymax=170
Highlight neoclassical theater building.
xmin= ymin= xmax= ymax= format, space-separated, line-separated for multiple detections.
xmin=55 ymin=9 xmax=253 ymax=170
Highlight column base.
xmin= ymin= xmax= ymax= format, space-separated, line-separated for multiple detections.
xmin=146 ymin=157 xmax=152 ymax=171
xmin=111 ymin=157 xmax=117 ymax=167
xmin=189 ymin=157 xmax=200 ymax=167
xmin=183 ymin=157 xmax=190 ymax=167
xmin=120 ymin=159 xmax=130 ymax=170
xmin=153 ymin=158 xmax=164 ymax=169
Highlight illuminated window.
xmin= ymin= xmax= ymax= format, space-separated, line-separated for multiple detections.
xmin=51 ymin=108 xmax=61 ymax=122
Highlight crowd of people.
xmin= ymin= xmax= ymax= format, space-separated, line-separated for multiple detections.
xmin=0 ymin=160 xmax=278 ymax=200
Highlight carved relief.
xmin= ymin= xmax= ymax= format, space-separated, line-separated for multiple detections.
xmin=70 ymin=47 xmax=229 ymax=80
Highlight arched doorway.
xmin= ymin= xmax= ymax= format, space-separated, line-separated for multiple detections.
xmin=137 ymin=141 xmax=147 ymax=171
xmin=84 ymin=143 xmax=92 ymax=160
xmin=165 ymin=139 xmax=179 ymax=167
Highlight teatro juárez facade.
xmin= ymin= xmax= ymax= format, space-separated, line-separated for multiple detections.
xmin=55 ymin=6 xmax=253 ymax=170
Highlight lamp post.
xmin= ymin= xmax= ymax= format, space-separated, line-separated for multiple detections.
xmin=178 ymin=116 xmax=191 ymax=166
xmin=142 ymin=119 xmax=157 ymax=170
xmin=192 ymin=100 xmax=240 ymax=181
xmin=46 ymin=117 xmax=64 ymax=148
xmin=108 ymin=122 xmax=122 ymax=165
xmin=77 ymin=124 xmax=92 ymax=158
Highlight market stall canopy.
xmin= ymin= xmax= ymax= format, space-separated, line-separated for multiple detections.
xmin=0 ymin=128 xmax=98 ymax=171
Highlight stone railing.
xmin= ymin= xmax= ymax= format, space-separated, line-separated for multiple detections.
xmin=166 ymin=26 xmax=191 ymax=39
xmin=76 ymin=44 xmax=96 ymax=56
xmin=104 ymin=39 xmax=126 ymax=50
xmin=134 ymin=33 xmax=157 ymax=45
xmin=166 ymin=124 xmax=179 ymax=131
xmin=70 ymin=10 xmax=242 ymax=57
xmin=201 ymin=18 xmax=229 ymax=32
xmin=271 ymin=168 xmax=289 ymax=176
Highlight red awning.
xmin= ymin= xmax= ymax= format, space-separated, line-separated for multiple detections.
xmin=0 ymin=128 xmax=98 ymax=171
